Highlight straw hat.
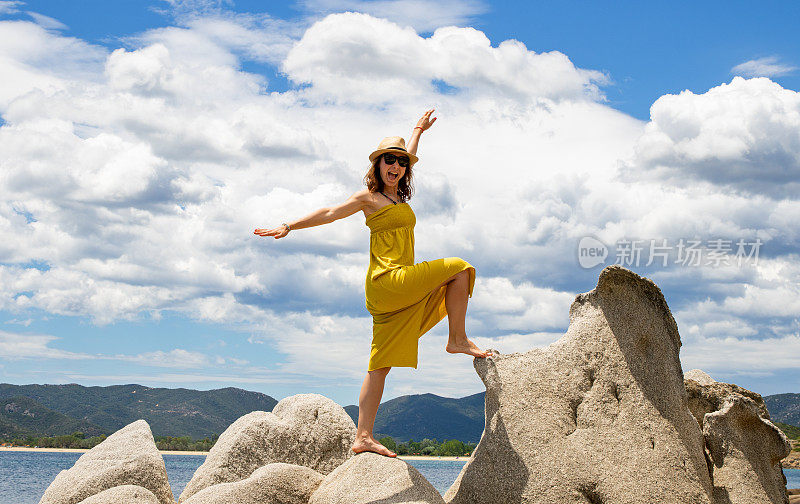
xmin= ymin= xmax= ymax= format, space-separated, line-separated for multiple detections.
xmin=368 ymin=136 xmax=419 ymax=167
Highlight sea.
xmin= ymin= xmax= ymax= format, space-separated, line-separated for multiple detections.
xmin=1 ymin=451 xmax=798 ymax=504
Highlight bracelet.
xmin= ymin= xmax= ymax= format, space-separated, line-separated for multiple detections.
xmin=282 ymin=222 xmax=291 ymax=232
xmin=414 ymin=126 xmax=423 ymax=130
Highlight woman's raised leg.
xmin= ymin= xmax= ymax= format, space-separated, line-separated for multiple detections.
xmin=443 ymin=269 xmax=493 ymax=358
xmin=351 ymin=366 xmax=397 ymax=457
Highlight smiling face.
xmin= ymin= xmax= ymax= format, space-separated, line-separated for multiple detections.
xmin=379 ymin=153 xmax=408 ymax=190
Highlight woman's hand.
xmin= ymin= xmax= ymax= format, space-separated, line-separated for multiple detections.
xmin=408 ymin=108 xmax=436 ymax=156
xmin=254 ymin=225 xmax=289 ymax=239
xmin=416 ymin=108 xmax=437 ymax=132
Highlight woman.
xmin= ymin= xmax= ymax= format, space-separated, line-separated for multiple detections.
xmin=254 ymin=109 xmax=494 ymax=458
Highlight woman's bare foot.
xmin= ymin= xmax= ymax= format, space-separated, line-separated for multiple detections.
xmin=446 ymin=337 xmax=494 ymax=358
xmin=351 ymin=437 xmax=397 ymax=458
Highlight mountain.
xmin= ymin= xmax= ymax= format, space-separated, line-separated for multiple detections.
xmin=764 ymin=393 xmax=800 ymax=426
xmin=0 ymin=384 xmax=278 ymax=439
xmin=345 ymin=391 xmax=486 ymax=443
xmin=1 ymin=396 xmax=107 ymax=438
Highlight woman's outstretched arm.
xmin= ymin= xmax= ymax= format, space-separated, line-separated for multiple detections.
xmin=254 ymin=190 xmax=371 ymax=239
xmin=406 ymin=108 xmax=437 ymax=156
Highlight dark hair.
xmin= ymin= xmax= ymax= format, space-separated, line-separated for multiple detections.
xmin=363 ymin=154 xmax=414 ymax=202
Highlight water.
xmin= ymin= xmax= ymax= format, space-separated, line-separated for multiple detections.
xmin=404 ymin=459 xmax=467 ymax=495
xmin=0 ymin=451 xmax=466 ymax=503
xmin=788 ymin=468 xmax=800 ymax=490
xmin=1 ymin=451 xmax=796 ymax=503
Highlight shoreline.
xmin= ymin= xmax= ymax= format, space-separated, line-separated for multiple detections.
xmin=0 ymin=446 xmax=469 ymax=460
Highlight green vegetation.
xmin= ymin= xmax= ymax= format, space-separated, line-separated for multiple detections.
xmin=776 ymin=422 xmax=800 ymax=440
xmin=1 ymin=432 xmax=108 ymax=449
xmin=1 ymin=432 xmax=219 ymax=452
xmin=154 ymin=435 xmax=218 ymax=451
xmin=0 ymin=384 xmax=277 ymax=439
xmin=378 ymin=436 xmax=476 ymax=456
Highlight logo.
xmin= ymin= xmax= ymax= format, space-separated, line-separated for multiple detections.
xmin=578 ymin=236 xmax=608 ymax=269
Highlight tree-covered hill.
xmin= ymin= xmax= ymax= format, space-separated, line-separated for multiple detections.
xmin=1 ymin=396 xmax=107 ymax=438
xmin=0 ymin=383 xmax=277 ymax=439
xmin=764 ymin=393 xmax=800 ymax=426
xmin=345 ymin=391 xmax=486 ymax=443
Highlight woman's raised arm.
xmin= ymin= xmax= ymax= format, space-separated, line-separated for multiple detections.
xmin=254 ymin=190 xmax=371 ymax=239
xmin=406 ymin=108 xmax=437 ymax=156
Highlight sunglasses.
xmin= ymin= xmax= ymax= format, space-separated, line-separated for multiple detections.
xmin=383 ymin=153 xmax=410 ymax=168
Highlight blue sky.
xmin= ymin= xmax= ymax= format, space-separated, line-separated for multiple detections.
xmin=1 ymin=0 xmax=799 ymax=407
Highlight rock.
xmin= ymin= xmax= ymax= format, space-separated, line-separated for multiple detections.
xmin=444 ymin=265 xmax=714 ymax=504
xmin=784 ymin=448 xmax=800 ymax=470
xmin=684 ymin=371 xmax=769 ymax=428
xmin=682 ymin=370 xmax=792 ymax=502
xmin=182 ymin=463 xmax=323 ymax=504
xmin=179 ymin=393 xmax=355 ymax=502
xmin=704 ymin=395 xmax=791 ymax=504
xmin=39 ymin=420 xmax=173 ymax=504
xmin=77 ymin=485 xmax=159 ymax=504
xmin=309 ymin=452 xmax=444 ymax=504
xmin=685 ymin=369 xmax=716 ymax=386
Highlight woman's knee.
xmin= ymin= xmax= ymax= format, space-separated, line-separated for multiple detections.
xmin=369 ymin=366 xmax=391 ymax=377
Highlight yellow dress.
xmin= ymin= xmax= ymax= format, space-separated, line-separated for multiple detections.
xmin=364 ymin=201 xmax=475 ymax=371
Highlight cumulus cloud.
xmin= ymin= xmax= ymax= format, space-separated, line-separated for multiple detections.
xmin=283 ymin=12 xmax=608 ymax=105
xmin=732 ymin=56 xmax=796 ymax=78
xmin=0 ymin=8 xmax=799 ymax=399
xmin=619 ymin=76 xmax=800 ymax=198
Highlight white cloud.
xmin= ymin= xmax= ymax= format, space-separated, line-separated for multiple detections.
xmin=0 ymin=1 xmax=23 ymax=15
xmin=300 ymin=0 xmax=488 ymax=32
xmin=64 ymin=372 xmax=299 ymax=385
xmin=0 ymin=330 xmax=92 ymax=359
xmin=732 ymin=56 xmax=796 ymax=78
xmin=619 ymin=76 xmax=800 ymax=198
xmin=283 ymin=12 xmax=608 ymax=105
xmin=117 ymin=348 xmax=212 ymax=369
xmin=681 ymin=334 xmax=800 ymax=373
xmin=0 ymin=330 xmax=234 ymax=370
xmin=26 ymin=11 xmax=68 ymax=30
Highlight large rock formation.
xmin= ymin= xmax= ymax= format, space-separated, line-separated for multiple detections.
xmin=179 ymin=393 xmax=355 ymax=502
xmin=77 ymin=485 xmax=159 ymax=504
xmin=684 ymin=370 xmax=791 ymax=504
xmin=39 ymin=420 xmax=173 ymax=504
xmin=309 ymin=452 xmax=444 ymax=504
xmin=444 ymin=265 xmax=714 ymax=504
xmin=183 ymin=463 xmax=324 ymax=504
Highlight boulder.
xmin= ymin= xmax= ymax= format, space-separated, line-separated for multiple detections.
xmin=684 ymin=370 xmax=769 ymax=428
xmin=444 ymin=265 xmax=714 ymax=504
xmin=683 ymin=369 xmax=792 ymax=502
xmin=309 ymin=452 xmax=444 ymax=504
xmin=703 ymin=395 xmax=791 ymax=504
xmin=77 ymin=485 xmax=159 ymax=504
xmin=179 ymin=393 xmax=355 ymax=502
xmin=183 ymin=463 xmax=324 ymax=504
xmin=39 ymin=420 xmax=173 ymax=504
xmin=685 ymin=369 xmax=716 ymax=386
